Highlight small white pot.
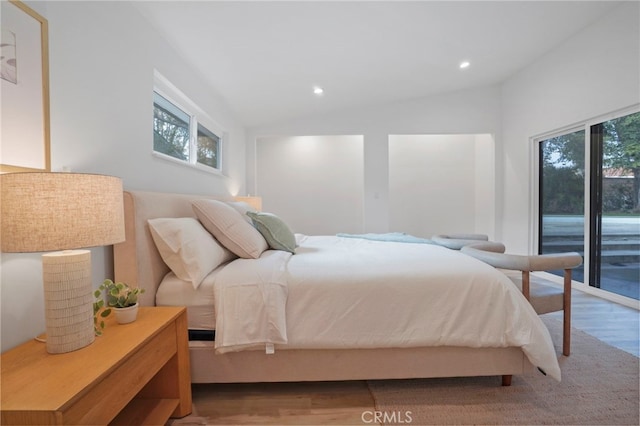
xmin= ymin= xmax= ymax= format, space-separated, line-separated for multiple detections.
xmin=114 ymin=303 xmax=139 ymax=324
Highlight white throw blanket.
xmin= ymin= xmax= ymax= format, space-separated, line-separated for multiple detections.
xmin=213 ymin=250 xmax=290 ymax=353
xmin=213 ymin=235 xmax=561 ymax=380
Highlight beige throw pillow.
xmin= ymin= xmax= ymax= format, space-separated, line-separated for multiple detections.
xmin=148 ymin=217 xmax=236 ymax=289
xmin=193 ymin=199 xmax=268 ymax=259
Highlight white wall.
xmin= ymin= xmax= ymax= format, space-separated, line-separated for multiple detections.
xmin=388 ymin=134 xmax=494 ymax=239
xmin=1 ymin=1 xmax=246 ymax=351
xmin=474 ymin=134 xmax=496 ymax=236
xmin=256 ymin=135 xmax=364 ymax=235
xmin=46 ymin=1 xmax=246 ymax=195
xmin=246 ymin=2 xmax=638 ymax=256
xmin=501 ymin=1 xmax=640 ymax=253
xmin=246 ymin=85 xmax=503 ymax=236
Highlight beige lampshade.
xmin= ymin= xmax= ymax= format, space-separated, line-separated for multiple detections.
xmin=234 ymin=195 xmax=262 ymax=211
xmin=1 ymin=172 xmax=125 ymax=252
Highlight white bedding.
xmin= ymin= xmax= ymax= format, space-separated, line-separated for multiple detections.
xmin=156 ymin=270 xmax=217 ymax=330
xmin=212 ymin=234 xmax=562 ymax=381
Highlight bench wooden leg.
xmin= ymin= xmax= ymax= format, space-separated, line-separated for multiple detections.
xmin=502 ymin=375 xmax=512 ymax=386
xmin=563 ymin=269 xmax=572 ymax=356
xmin=521 ymin=271 xmax=530 ymax=301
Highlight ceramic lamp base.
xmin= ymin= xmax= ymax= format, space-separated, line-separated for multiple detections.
xmin=42 ymin=249 xmax=95 ymax=354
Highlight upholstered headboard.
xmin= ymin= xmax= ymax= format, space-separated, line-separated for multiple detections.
xmin=113 ymin=190 xmax=231 ymax=306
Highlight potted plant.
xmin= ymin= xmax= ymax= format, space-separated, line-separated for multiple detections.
xmin=101 ymin=279 xmax=145 ymax=324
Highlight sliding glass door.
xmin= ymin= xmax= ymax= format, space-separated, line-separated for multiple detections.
xmin=590 ymin=113 xmax=640 ymax=299
xmin=539 ymin=129 xmax=586 ymax=282
xmin=538 ymin=110 xmax=639 ymax=300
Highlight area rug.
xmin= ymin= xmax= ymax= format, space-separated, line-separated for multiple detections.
xmin=368 ymin=317 xmax=640 ymax=425
xmin=168 ymin=318 xmax=638 ymax=425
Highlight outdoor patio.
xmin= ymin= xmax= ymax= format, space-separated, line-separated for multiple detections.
xmin=542 ymin=215 xmax=640 ymax=300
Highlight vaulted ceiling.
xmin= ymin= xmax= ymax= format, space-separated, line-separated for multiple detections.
xmin=134 ymin=1 xmax=621 ymax=127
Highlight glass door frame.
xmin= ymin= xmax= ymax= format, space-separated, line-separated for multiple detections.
xmin=531 ymin=104 xmax=640 ymax=307
xmin=531 ymin=124 xmax=587 ymax=278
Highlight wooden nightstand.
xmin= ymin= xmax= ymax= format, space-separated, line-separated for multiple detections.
xmin=1 ymin=306 xmax=192 ymax=425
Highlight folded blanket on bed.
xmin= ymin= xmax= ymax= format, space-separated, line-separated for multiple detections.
xmin=213 ymin=250 xmax=291 ymax=353
xmin=337 ymin=232 xmax=435 ymax=244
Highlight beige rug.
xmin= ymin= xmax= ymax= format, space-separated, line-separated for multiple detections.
xmin=368 ymin=317 xmax=640 ymax=425
xmin=168 ymin=318 xmax=639 ymax=425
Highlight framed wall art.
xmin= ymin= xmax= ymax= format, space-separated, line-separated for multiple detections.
xmin=1 ymin=0 xmax=50 ymax=172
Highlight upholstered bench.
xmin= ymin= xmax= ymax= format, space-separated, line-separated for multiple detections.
xmin=461 ymin=243 xmax=583 ymax=356
xmin=500 ymin=270 xmax=566 ymax=314
xmin=432 ymin=234 xmax=504 ymax=251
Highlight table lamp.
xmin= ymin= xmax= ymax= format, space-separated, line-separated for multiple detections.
xmin=234 ymin=195 xmax=262 ymax=211
xmin=1 ymin=172 xmax=125 ymax=354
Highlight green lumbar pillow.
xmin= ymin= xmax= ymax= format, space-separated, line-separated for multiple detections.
xmin=246 ymin=211 xmax=296 ymax=254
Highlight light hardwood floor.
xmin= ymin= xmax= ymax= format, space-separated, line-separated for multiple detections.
xmin=182 ymin=288 xmax=639 ymax=425
xmin=543 ymin=288 xmax=639 ymax=357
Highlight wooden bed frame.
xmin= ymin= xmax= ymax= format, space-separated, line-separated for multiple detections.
xmin=114 ymin=190 xmax=532 ymax=384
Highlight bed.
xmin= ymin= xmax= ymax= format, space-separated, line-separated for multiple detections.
xmin=113 ymin=190 xmax=561 ymax=385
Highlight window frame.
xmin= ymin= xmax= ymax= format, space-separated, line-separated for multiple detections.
xmin=152 ymin=71 xmax=225 ymax=174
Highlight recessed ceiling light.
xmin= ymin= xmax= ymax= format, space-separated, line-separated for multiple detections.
xmin=313 ymin=86 xmax=324 ymax=95
xmin=459 ymin=61 xmax=471 ymax=69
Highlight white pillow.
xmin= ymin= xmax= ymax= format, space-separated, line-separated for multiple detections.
xmin=148 ymin=217 xmax=236 ymax=289
xmin=192 ymin=199 xmax=268 ymax=259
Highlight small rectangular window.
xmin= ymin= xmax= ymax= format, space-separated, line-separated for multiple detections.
xmin=153 ymin=92 xmax=191 ymax=162
xmin=197 ymin=123 xmax=220 ymax=169
xmin=152 ymin=71 xmax=223 ymax=172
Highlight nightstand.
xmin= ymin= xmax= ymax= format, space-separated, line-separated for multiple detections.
xmin=1 ymin=306 xmax=192 ymax=425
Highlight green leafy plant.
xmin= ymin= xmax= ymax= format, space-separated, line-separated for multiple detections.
xmin=103 ymin=279 xmax=145 ymax=308
xmin=93 ymin=281 xmax=112 ymax=336
xmin=93 ymin=279 xmax=145 ymax=335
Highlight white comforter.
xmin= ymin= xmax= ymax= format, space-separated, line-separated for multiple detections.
xmin=213 ymin=235 xmax=561 ymax=380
